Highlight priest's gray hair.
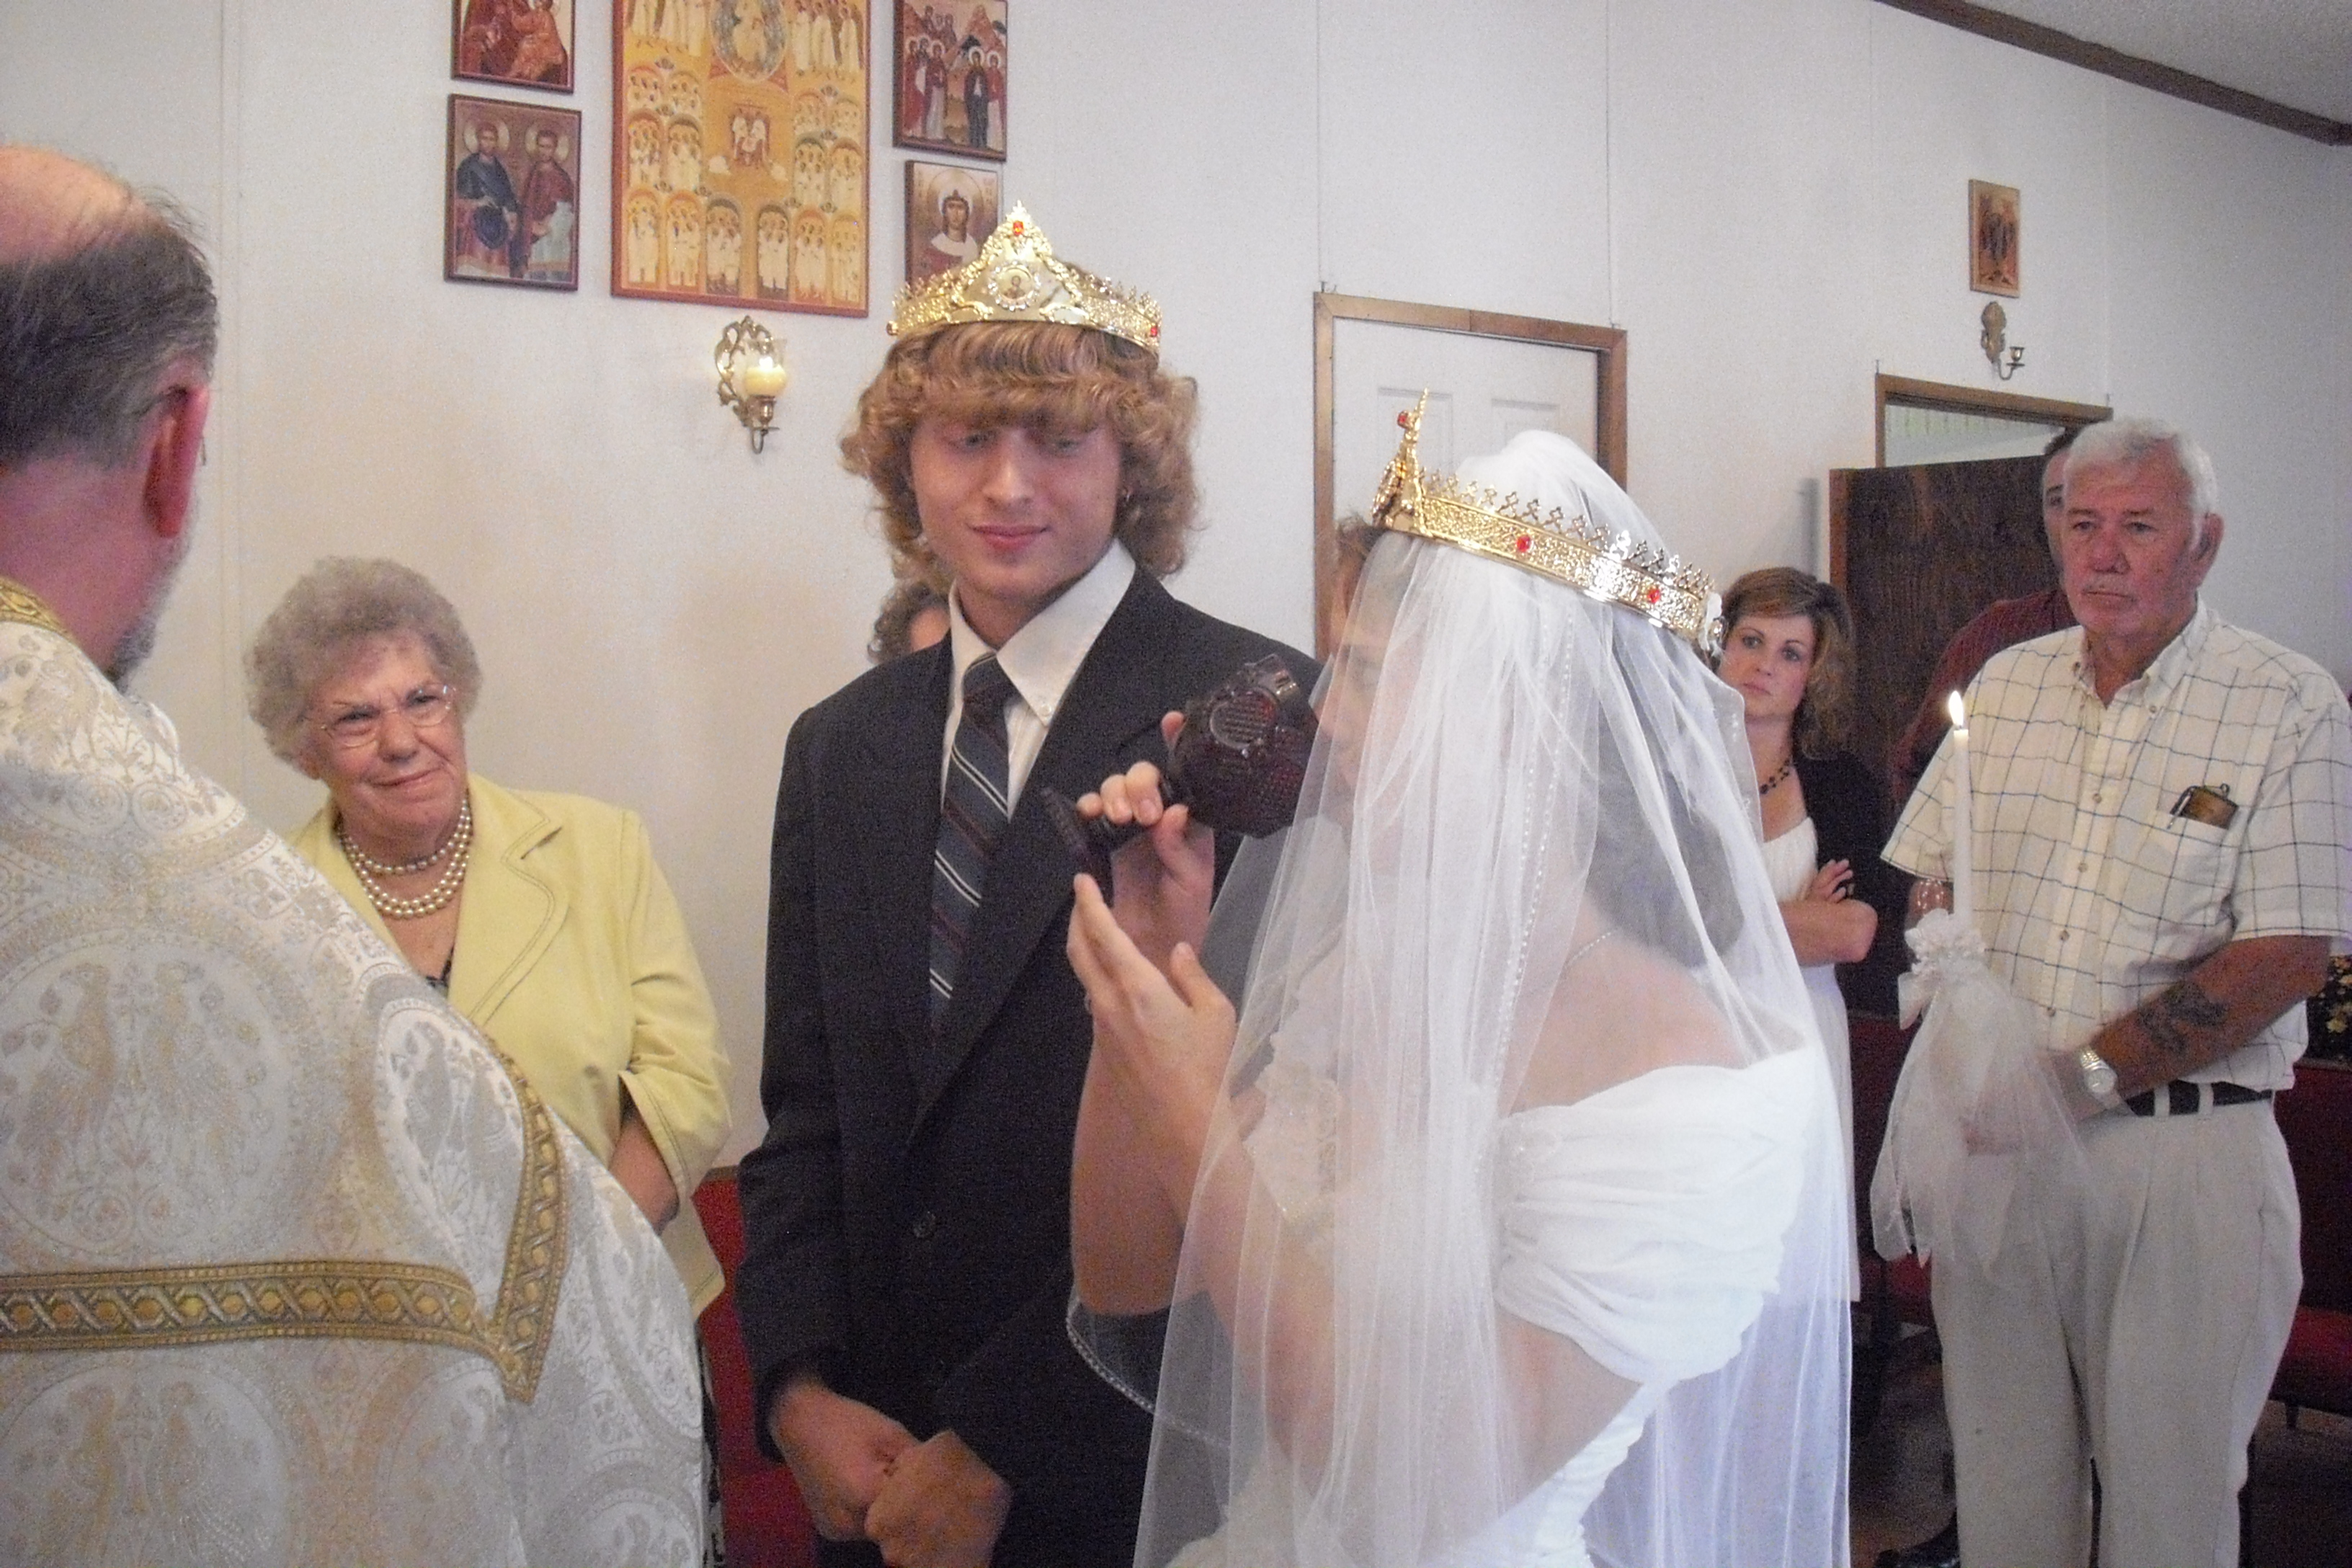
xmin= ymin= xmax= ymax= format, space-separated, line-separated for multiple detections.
xmin=2066 ymin=416 xmax=2220 ymax=549
xmin=0 ymin=167 xmax=218 ymax=469
xmin=246 ymin=557 xmax=484 ymax=765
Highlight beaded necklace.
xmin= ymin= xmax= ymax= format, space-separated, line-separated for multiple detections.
xmin=1757 ymin=756 xmax=1794 ymax=797
xmin=343 ymin=795 xmax=471 ymax=876
xmin=340 ymin=796 xmax=473 ymax=921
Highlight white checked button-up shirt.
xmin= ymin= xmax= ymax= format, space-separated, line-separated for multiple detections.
xmin=1886 ymin=602 xmax=2352 ymax=1090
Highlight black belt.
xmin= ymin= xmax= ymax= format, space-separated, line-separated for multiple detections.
xmin=2124 ymin=1080 xmax=2272 ymax=1117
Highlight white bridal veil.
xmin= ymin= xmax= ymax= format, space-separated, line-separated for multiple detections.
xmin=1080 ymin=429 xmax=1851 ymax=1567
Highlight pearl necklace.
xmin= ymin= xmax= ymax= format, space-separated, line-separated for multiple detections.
xmin=1757 ymin=756 xmax=1794 ymax=796
xmin=342 ymin=795 xmax=471 ymax=876
xmin=341 ymin=798 xmax=473 ymax=921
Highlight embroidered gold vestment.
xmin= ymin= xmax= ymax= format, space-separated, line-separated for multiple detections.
xmin=0 ymin=598 xmax=700 ymax=1565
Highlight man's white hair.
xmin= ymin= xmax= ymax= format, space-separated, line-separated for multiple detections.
xmin=2067 ymin=416 xmax=2221 ymax=548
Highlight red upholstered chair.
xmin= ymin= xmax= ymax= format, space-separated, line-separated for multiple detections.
xmin=2272 ymin=1059 xmax=2352 ymax=1424
xmin=693 ymin=1170 xmax=819 ymax=1568
xmin=2274 ymin=1309 xmax=2352 ymax=1424
xmin=2242 ymin=1057 xmax=2352 ymax=1565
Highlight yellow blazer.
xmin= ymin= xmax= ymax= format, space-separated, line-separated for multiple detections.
xmin=292 ymin=775 xmax=730 ymax=1313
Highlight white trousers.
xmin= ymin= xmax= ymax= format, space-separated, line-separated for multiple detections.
xmin=1934 ymin=1100 xmax=2300 ymax=1568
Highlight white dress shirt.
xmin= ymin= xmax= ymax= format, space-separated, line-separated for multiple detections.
xmin=940 ymin=540 xmax=1138 ymax=805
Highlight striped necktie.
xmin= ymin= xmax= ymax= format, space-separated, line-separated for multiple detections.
xmin=930 ymin=653 xmax=1016 ymax=1026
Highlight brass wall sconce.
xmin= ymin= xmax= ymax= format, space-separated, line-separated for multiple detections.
xmin=1979 ymin=301 xmax=2025 ymax=380
xmin=715 ymin=316 xmax=789 ymax=453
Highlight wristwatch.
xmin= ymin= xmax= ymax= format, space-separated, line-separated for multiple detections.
xmin=2075 ymin=1047 xmax=2124 ymax=1112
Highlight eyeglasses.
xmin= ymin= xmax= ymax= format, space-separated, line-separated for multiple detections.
xmin=316 ymin=683 xmax=457 ymax=749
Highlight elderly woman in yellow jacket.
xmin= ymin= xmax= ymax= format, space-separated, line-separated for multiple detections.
xmin=246 ymin=558 xmax=730 ymax=1321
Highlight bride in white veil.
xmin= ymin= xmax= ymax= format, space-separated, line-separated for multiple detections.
xmin=1065 ymin=414 xmax=1851 ymax=1568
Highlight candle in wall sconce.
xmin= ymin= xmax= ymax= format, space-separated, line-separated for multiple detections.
xmin=1946 ymin=691 xmax=1974 ymax=930
xmin=713 ymin=316 xmax=788 ymax=453
xmin=741 ymin=355 xmax=788 ymax=398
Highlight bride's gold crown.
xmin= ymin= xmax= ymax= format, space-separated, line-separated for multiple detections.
xmin=1368 ymin=394 xmax=1721 ymax=655
xmin=887 ymin=203 xmax=1162 ymax=356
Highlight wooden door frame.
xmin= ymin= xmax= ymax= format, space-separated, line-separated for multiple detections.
xmin=1313 ymin=293 xmax=1626 ymax=651
xmin=1872 ymin=373 xmax=2111 ymax=466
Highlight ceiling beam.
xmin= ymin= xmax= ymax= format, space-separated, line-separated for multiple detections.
xmin=1876 ymin=0 xmax=2352 ymax=146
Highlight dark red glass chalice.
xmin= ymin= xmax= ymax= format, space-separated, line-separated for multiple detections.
xmin=1043 ymin=654 xmax=1317 ymax=889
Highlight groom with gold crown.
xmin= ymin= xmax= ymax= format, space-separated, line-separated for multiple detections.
xmin=734 ymin=207 xmax=1309 ymax=1567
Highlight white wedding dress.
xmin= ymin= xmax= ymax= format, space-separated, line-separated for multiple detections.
xmin=1175 ymin=1050 xmax=1813 ymax=1568
xmin=1105 ymin=430 xmax=1850 ymax=1568
xmin=1762 ymin=817 xmax=1860 ymax=1297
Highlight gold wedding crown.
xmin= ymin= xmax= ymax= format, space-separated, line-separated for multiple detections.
xmin=888 ymin=203 xmax=1162 ymax=356
xmin=1368 ymin=395 xmax=1722 ymax=655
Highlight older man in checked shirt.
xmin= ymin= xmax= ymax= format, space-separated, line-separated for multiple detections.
xmin=1884 ymin=416 xmax=2352 ymax=1568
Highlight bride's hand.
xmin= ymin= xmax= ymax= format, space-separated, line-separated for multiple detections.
xmin=1074 ymin=713 xmax=1215 ymax=973
xmin=1801 ymin=858 xmax=1855 ymax=904
xmin=1067 ymin=873 xmax=1237 ymax=1209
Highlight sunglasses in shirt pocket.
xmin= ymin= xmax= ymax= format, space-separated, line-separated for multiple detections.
xmin=2113 ymin=778 xmax=2240 ymax=958
xmin=2170 ymin=783 xmax=2239 ymax=831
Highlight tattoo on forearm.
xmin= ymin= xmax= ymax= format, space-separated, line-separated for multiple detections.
xmin=2139 ymin=979 xmax=2230 ymax=1067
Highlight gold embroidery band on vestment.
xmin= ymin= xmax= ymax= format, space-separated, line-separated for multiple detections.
xmin=0 ymin=576 xmax=69 ymax=640
xmin=486 ymin=1043 xmax=569 ymax=1402
xmin=0 ymin=1260 xmax=491 ymax=1359
xmin=0 ymin=1050 xmax=570 ymax=1402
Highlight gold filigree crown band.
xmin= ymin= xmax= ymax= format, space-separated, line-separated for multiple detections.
xmin=1368 ymin=395 xmax=1721 ymax=656
xmin=888 ymin=203 xmax=1162 ymax=357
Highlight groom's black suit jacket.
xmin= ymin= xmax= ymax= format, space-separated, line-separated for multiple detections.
xmin=735 ymin=570 xmax=1308 ymax=1566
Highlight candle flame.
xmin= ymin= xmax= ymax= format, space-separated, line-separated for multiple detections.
xmin=1946 ymin=690 xmax=1968 ymax=733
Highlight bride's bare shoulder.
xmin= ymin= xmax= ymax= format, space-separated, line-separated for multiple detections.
xmin=1513 ymin=940 xmax=1740 ymax=1112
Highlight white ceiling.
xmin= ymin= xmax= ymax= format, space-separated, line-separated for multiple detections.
xmin=1969 ymin=0 xmax=2352 ymax=125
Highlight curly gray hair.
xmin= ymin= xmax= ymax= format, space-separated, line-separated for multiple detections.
xmin=246 ymin=558 xmax=483 ymax=765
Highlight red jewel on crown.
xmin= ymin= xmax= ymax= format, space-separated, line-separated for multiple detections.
xmin=1396 ymin=410 xmax=1412 ymax=429
xmin=1646 ymin=586 xmax=1662 ymax=604
xmin=1010 ymin=220 xmax=1024 ymax=234
xmin=1515 ymin=535 xmax=1532 ymax=553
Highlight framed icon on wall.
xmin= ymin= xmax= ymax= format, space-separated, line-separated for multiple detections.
xmin=453 ymin=0 xmax=575 ymax=93
xmin=893 ymin=0 xmax=1004 ymax=159
xmin=904 ymin=160 xmax=999 ymax=285
xmin=612 ymin=0 xmax=871 ymax=313
xmin=1969 ymin=179 xmax=2020 ymax=298
xmin=445 ymin=94 xmax=582 ymax=290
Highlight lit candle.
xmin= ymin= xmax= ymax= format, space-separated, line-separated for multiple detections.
xmin=1946 ymin=690 xmax=1974 ymax=930
xmin=741 ymin=353 xmax=788 ymax=398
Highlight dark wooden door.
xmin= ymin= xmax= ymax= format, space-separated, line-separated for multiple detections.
xmin=1830 ymin=456 xmax=2054 ymax=796
xmin=1829 ymin=456 xmax=2053 ymax=1018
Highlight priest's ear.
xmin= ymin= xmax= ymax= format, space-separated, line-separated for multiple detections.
xmin=141 ymin=375 xmax=211 ymax=542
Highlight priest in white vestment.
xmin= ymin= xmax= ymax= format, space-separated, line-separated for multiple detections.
xmin=0 ymin=146 xmax=700 ymax=1567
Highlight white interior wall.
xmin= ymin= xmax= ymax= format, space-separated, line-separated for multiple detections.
xmin=6 ymin=0 xmax=2346 ymax=1157
xmin=1866 ymin=13 xmax=2114 ymax=417
xmin=1608 ymin=0 xmax=1880 ymax=571
xmin=2100 ymin=90 xmax=2352 ymax=643
xmin=1317 ymin=1 xmax=1613 ymax=323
